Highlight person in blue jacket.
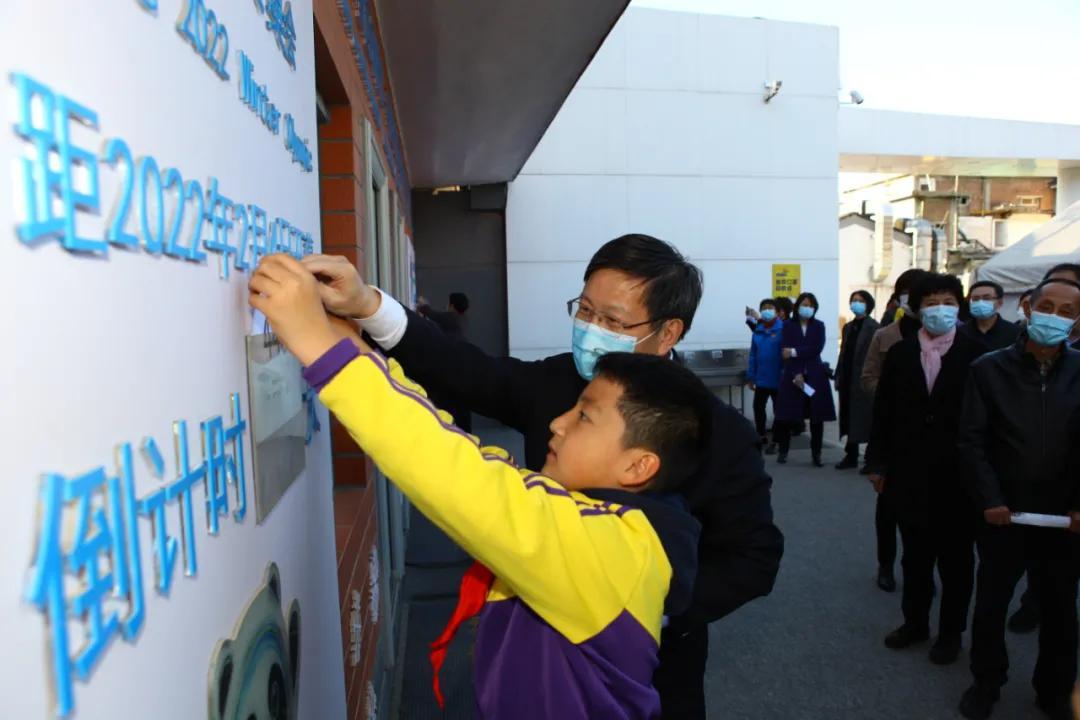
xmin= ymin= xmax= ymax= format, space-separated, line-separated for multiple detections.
xmin=747 ymin=298 xmax=784 ymax=454
xmin=775 ymin=292 xmax=837 ymax=466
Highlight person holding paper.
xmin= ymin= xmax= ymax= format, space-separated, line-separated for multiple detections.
xmin=774 ymin=292 xmax=836 ymax=467
xmin=957 ymin=277 xmax=1080 ymax=720
xmin=865 ymin=273 xmax=986 ymax=666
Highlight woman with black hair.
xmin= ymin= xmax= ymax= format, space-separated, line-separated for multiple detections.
xmin=774 ymin=292 xmax=837 ymax=466
xmin=835 ymin=290 xmax=879 ymax=470
xmin=865 ymin=272 xmax=985 ymax=666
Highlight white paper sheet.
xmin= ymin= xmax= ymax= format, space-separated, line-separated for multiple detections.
xmin=1010 ymin=512 xmax=1071 ymax=529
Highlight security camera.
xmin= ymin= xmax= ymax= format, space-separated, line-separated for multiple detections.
xmin=849 ymin=90 xmax=864 ymax=105
xmin=763 ymin=80 xmax=782 ymax=104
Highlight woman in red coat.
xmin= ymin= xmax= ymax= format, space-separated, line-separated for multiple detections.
xmin=775 ymin=292 xmax=837 ymax=466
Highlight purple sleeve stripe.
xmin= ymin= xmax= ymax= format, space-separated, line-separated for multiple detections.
xmin=303 ymin=339 xmax=360 ymax=392
xmin=523 ymin=479 xmax=572 ymax=498
xmin=358 ymin=355 xmax=629 ymax=522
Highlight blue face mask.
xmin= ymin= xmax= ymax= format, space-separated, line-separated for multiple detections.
xmin=969 ymin=299 xmax=997 ymax=320
xmin=850 ymin=301 xmax=867 ymax=316
xmin=919 ymin=305 xmax=959 ymax=335
xmin=760 ymin=308 xmax=777 ymax=322
xmin=1027 ymin=311 xmax=1078 ymax=347
xmin=571 ymin=319 xmax=654 ymax=380
xmin=798 ymin=306 xmax=815 ymax=320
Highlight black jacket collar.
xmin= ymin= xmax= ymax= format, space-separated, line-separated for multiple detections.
xmin=580 ymin=488 xmax=700 ymax=617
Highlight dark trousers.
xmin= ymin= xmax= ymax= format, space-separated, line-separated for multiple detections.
xmin=844 ymin=440 xmax=860 ymax=461
xmin=876 ymin=493 xmax=898 ymax=571
xmin=897 ymin=514 xmax=975 ymax=634
xmin=752 ymin=387 xmax=778 ymax=439
xmin=1017 ymin=571 xmax=1041 ymax=614
xmin=654 ymin=624 xmax=709 ymax=719
xmin=775 ymin=420 xmax=823 ymax=458
xmin=970 ymin=525 xmax=1079 ymax=700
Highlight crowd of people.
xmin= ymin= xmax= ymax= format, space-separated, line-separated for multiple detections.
xmin=745 ymin=261 xmax=1080 ymax=719
xmin=249 ymin=230 xmax=1078 ymax=719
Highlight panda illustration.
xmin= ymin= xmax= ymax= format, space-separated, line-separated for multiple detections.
xmin=208 ymin=563 xmax=301 ymax=720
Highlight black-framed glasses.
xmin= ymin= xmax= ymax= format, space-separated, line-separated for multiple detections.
xmin=566 ymin=298 xmax=656 ymax=334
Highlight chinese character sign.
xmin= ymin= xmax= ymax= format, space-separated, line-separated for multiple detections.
xmin=772 ymin=263 xmax=802 ymax=299
xmin=25 ymin=394 xmax=248 ymax=717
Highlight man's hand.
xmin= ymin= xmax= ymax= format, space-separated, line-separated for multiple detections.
xmin=984 ymin=506 xmax=1012 ymax=526
xmin=793 ymin=374 xmax=806 ymax=389
xmin=747 ymin=381 xmax=757 ymax=392
xmin=1069 ymin=512 xmax=1080 ymax=534
xmin=782 ymin=348 xmax=793 ymax=360
xmin=868 ymin=474 xmax=885 ymax=494
xmin=249 ymin=254 xmax=339 ymax=366
xmin=300 ymin=254 xmax=382 ymax=318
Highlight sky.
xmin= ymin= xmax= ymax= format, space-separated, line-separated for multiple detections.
xmin=631 ymin=0 xmax=1080 ymax=126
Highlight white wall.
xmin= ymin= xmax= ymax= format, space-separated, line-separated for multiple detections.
xmin=0 ymin=3 xmax=345 ymax=718
xmin=506 ymin=9 xmax=841 ymax=362
xmin=837 ymin=223 xmax=913 ymax=325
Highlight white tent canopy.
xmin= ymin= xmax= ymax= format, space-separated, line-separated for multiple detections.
xmin=978 ymin=201 xmax=1080 ymax=295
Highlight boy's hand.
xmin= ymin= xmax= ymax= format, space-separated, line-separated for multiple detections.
xmin=249 ymin=254 xmax=340 ymax=366
xmin=300 ymin=254 xmax=382 ymax=318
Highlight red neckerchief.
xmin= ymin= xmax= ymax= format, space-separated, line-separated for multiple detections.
xmin=429 ymin=561 xmax=495 ymax=709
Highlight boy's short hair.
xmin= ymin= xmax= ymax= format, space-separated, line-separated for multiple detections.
xmin=593 ymin=353 xmax=712 ymax=494
xmin=759 ymin=298 xmax=777 ymax=310
xmin=774 ymin=297 xmax=794 ymax=316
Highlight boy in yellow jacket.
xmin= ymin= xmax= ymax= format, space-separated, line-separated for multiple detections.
xmin=249 ymin=255 xmax=707 ymax=719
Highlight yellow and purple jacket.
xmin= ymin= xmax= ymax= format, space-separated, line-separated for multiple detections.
xmin=304 ymin=340 xmax=700 ymax=719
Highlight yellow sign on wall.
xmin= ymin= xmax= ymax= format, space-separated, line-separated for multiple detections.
xmin=772 ymin=264 xmax=801 ymax=298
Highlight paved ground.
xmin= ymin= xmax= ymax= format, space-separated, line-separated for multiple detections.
xmin=706 ymin=436 xmax=1043 ymax=720
xmin=392 ymin=421 xmax=1048 ymax=719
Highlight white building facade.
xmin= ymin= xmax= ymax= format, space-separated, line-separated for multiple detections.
xmin=506 ymin=9 xmax=842 ymax=360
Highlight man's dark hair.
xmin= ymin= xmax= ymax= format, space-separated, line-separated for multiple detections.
xmin=850 ymin=289 xmax=876 ymax=314
xmin=1019 ymin=288 xmax=1034 ymax=305
xmin=1044 ymin=263 xmax=1080 ymax=283
xmin=910 ymin=273 xmax=964 ymax=312
xmin=593 ymin=353 xmax=712 ymax=494
xmin=774 ymin=297 xmax=794 ymax=317
xmin=794 ymin=292 xmax=819 ymax=313
xmin=969 ymin=280 xmax=1004 ymax=299
xmin=449 ymin=292 xmax=469 ymax=314
xmin=895 ymin=268 xmax=932 ymax=295
xmin=1031 ymin=277 xmax=1080 ymax=302
xmin=584 ymin=234 xmax=703 ymax=339
xmin=759 ymin=298 xmax=777 ymax=311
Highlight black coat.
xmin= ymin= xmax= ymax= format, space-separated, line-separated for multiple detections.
xmin=958 ymin=315 xmax=1021 ymax=352
xmin=960 ymin=339 xmax=1080 ymax=514
xmin=866 ymin=331 xmax=986 ymax=525
xmin=386 ymin=309 xmax=784 ymax=627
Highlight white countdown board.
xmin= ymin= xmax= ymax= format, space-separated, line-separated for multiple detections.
xmin=0 ymin=1 xmax=346 ymax=718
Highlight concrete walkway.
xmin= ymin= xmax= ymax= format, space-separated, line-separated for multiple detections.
xmin=392 ymin=422 xmax=1047 ymax=719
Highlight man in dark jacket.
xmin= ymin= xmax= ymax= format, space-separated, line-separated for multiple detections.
xmin=302 ymin=235 xmax=784 ymax=719
xmin=960 ymin=281 xmax=1021 ymax=352
xmin=957 ymin=277 xmax=1080 ymax=720
xmin=417 ymin=292 xmax=471 ymax=431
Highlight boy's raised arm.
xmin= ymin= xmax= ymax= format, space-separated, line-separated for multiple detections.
xmin=318 ymin=344 xmax=649 ymax=638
